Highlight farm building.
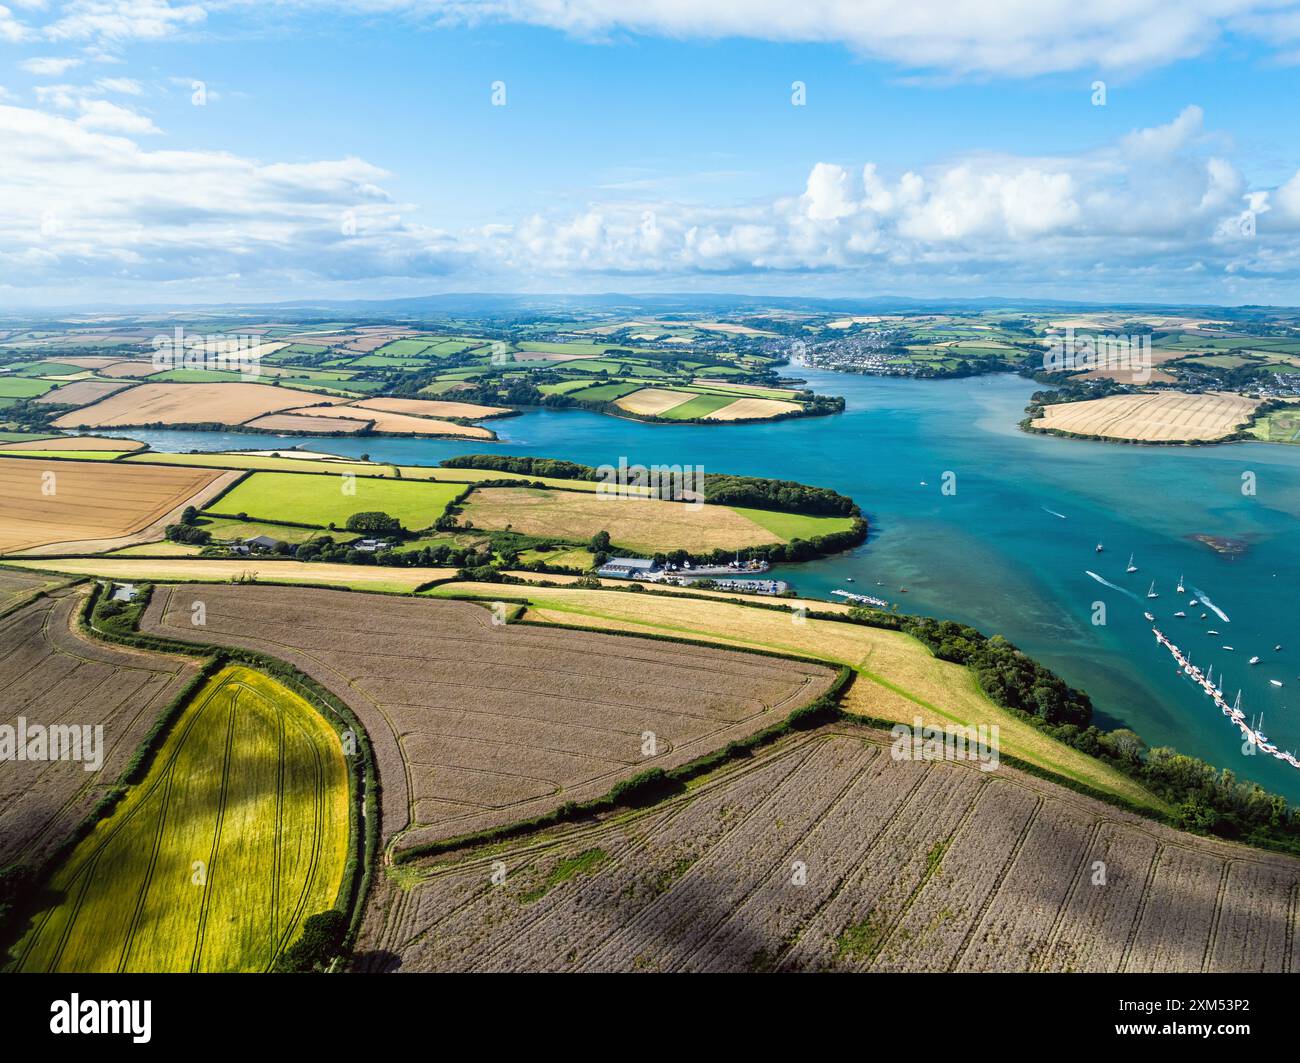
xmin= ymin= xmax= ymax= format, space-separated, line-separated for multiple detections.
xmin=596 ymin=557 xmax=661 ymax=579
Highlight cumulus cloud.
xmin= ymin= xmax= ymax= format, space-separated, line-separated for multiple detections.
xmin=4 ymin=99 xmax=1300 ymax=299
xmin=0 ymin=103 xmax=461 ymax=294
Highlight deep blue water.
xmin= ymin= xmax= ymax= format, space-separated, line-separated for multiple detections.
xmin=101 ymin=371 xmax=1300 ymax=800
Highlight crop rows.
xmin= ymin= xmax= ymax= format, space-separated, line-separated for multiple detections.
xmin=356 ymin=731 xmax=1300 ymax=972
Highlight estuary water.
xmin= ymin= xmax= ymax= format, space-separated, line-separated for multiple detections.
xmin=104 ymin=370 xmax=1300 ymax=801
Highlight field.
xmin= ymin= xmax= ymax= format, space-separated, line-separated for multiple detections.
xmin=0 ymin=456 xmax=236 ymax=554
xmin=458 ymin=486 xmax=788 ymax=553
xmin=0 ymin=566 xmax=67 ymax=614
xmin=138 ymin=583 xmax=836 ymax=856
xmin=3 ymin=558 xmax=458 ymax=594
xmin=428 ymin=581 xmax=1163 ymax=811
xmin=1031 ymin=391 xmax=1260 ymax=442
xmin=0 ymin=377 xmax=56 ymax=398
xmin=276 ymin=403 xmax=494 ymax=438
xmin=51 ymin=382 xmax=342 ymax=429
xmin=703 ymin=396 xmax=802 ymax=420
xmin=209 ymin=471 xmax=464 ymax=529
xmin=355 ymin=728 xmax=1300 ymax=972
xmin=350 ymin=396 xmax=509 ymax=420
xmin=0 ymin=435 xmax=144 ymax=452
xmin=1249 ymin=404 xmax=1300 ymax=443
xmin=243 ymin=413 xmax=366 ymax=433
xmin=9 ymin=665 xmax=349 ymax=973
xmin=33 ymin=380 xmax=133 ymax=406
xmin=0 ymin=588 xmax=201 ymax=868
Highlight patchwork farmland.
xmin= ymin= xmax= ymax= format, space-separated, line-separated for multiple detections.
xmin=9 ymin=665 xmax=349 ymax=973
xmin=0 ymin=587 xmax=201 ymax=869
xmin=138 ymin=583 xmax=837 ymax=855
xmin=357 ymin=729 xmax=1300 ymax=973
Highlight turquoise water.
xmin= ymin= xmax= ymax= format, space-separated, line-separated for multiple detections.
xmin=104 ymin=371 xmax=1300 ymax=800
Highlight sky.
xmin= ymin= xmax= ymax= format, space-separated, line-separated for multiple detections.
xmin=4 ymin=1 xmax=1300 ymax=307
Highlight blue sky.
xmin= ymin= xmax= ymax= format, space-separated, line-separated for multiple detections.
xmin=5 ymin=1 xmax=1300 ymax=306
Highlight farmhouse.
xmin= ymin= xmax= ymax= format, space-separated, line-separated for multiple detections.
xmin=596 ymin=556 xmax=661 ymax=579
xmin=243 ymin=534 xmax=287 ymax=553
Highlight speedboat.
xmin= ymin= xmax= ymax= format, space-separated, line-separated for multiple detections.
xmin=1144 ymin=612 xmax=1155 ymax=622
xmin=1189 ymin=599 xmax=1199 ymax=606
xmin=1174 ymin=611 xmax=1186 ymax=618
xmin=1271 ymin=680 xmax=1284 ymax=688
xmin=1223 ymin=646 xmax=1235 ymax=651
xmin=1208 ymin=629 xmax=1220 ymax=635
xmin=1250 ymin=656 xmax=1262 ymax=665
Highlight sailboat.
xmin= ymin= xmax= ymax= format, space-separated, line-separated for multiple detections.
xmin=1146 ymin=581 xmax=1158 ymax=599
xmin=1176 ymin=574 xmax=1185 ymax=593
xmin=1126 ymin=553 xmax=1137 ymax=573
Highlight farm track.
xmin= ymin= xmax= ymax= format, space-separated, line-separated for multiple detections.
xmin=356 ymin=729 xmax=1300 ymax=972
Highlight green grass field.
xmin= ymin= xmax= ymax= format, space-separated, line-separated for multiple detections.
xmin=194 ymin=516 xmax=333 ymax=544
xmin=569 ymin=381 xmax=643 ymax=402
xmin=9 ymin=666 xmax=349 ymax=973
xmin=656 ymin=393 xmax=737 ymax=419
xmin=0 ymin=377 xmax=56 ymax=398
xmin=209 ymin=470 xmax=464 ymax=529
xmin=729 ymin=506 xmax=858 ymax=539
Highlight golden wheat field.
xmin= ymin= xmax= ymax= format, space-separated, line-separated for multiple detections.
xmin=1031 ymin=390 xmax=1259 ymax=441
xmin=52 ymin=382 xmax=343 ymax=429
xmin=0 ymin=457 xmax=232 ymax=553
xmin=459 ymin=486 xmax=783 ymax=552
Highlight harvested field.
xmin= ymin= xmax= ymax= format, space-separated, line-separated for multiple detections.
xmin=9 ymin=665 xmax=349 ymax=973
xmin=138 ymin=583 xmax=836 ymax=855
xmin=0 ymin=588 xmax=201 ymax=869
xmin=350 ymin=396 xmax=510 ymax=420
xmin=613 ymin=388 xmax=694 ymax=416
xmin=703 ymin=396 xmax=802 ymax=421
xmin=1031 ymin=391 xmax=1259 ymax=442
xmin=429 ymin=581 xmax=1163 ymax=811
xmin=0 ymin=435 xmax=143 ymax=452
xmin=97 ymin=361 xmax=166 ymax=378
xmin=355 ymin=729 xmax=1300 ymax=972
xmin=244 ymin=413 xmax=367 ymax=434
xmin=3 ymin=558 xmax=458 ymax=593
xmin=33 ymin=380 xmax=134 ymax=407
xmin=0 ymin=566 xmax=68 ymax=614
xmin=0 ymin=456 xmax=235 ymax=554
xmin=280 ymin=403 xmax=493 ymax=439
xmin=52 ymin=382 xmax=343 ymax=429
xmin=458 ymin=486 xmax=784 ymax=553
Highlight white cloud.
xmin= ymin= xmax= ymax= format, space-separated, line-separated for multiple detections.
xmin=0 ymin=3 xmax=33 ymax=40
xmin=4 ymin=99 xmax=1300 ymax=300
xmin=20 ymin=54 xmax=82 ymax=74
xmin=74 ymin=97 xmax=158 ymax=131
xmin=45 ymin=0 xmax=205 ymax=42
xmin=393 ymin=0 xmax=1300 ymax=78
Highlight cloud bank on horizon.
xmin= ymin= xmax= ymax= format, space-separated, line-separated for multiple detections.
xmin=4 ymin=0 xmax=1300 ymax=304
